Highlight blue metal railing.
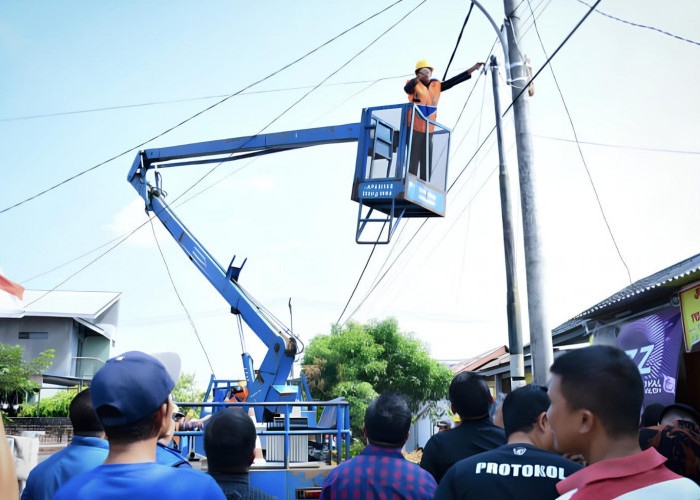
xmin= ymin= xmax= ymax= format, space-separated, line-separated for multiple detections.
xmin=174 ymin=400 xmax=352 ymax=469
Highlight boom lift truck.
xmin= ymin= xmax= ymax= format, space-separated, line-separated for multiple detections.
xmin=126 ymin=103 xmax=451 ymax=498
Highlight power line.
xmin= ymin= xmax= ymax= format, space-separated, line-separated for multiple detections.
xmin=336 ymin=1 xmax=494 ymax=326
xmin=0 ymin=0 xmax=407 ymax=216
xmin=335 ymin=240 xmax=382 ymax=326
xmin=17 ymin=65 xmax=404 ymax=288
xmin=443 ymin=3 xmax=475 ymax=80
xmin=22 ymin=217 xmax=152 ymax=309
xmin=0 ymin=74 xmax=413 ymax=123
xmin=339 ymin=120 xmax=500 ymax=326
xmin=148 ymin=218 xmax=217 ymax=376
xmin=336 ymin=0 xmax=563 ymax=323
xmin=169 ymin=0 xmax=428 ymax=210
xmin=502 ymin=0 xmax=603 ymax=116
xmin=20 ymin=0 xmax=426 ymax=313
xmin=574 ymin=0 xmax=700 ymax=47
xmin=525 ymin=0 xmax=632 ymax=284
xmin=535 ymin=135 xmax=700 ymax=156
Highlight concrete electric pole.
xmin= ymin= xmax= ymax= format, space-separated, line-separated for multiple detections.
xmin=490 ymin=55 xmax=525 ymax=389
xmin=503 ymin=0 xmax=553 ymax=384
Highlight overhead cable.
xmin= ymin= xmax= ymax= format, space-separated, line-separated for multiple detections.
xmin=443 ymin=2 xmax=475 ymax=80
xmin=0 ymin=0 xmax=407 ymax=216
xmin=574 ymin=0 xmax=700 ymax=47
xmin=149 ymin=218 xmax=217 ymax=376
xmin=536 ymin=135 xmax=700 ymax=156
xmin=21 ymin=0 xmax=427 ymax=311
xmin=0 ymin=74 xmax=413 ymax=123
xmin=502 ymin=0 xmax=603 ymax=116
xmin=526 ymin=0 xmax=632 ymax=284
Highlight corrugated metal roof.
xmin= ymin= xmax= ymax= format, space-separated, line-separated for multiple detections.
xmin=449 ymin=346 xmax=508 ymax=374
xmin=553 ymin=252 xmax=700 ymax=335
xmin=1 ymin=290 xmax=121 ymax=320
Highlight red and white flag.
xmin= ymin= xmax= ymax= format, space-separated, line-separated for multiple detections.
xmin=0 ymin=273 xmax=24 ymax=300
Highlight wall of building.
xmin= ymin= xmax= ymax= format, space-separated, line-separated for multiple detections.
xmin=0 ymin=317 xmax=76 ymax=377
xmin=95 ymin=300 xmax=119 ymax=347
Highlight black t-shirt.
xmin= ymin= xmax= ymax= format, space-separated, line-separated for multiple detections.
xmin=435 ymin=443 xmax=582 ymax=500
xmin=420 ymin=417 xmax=506 ymax=483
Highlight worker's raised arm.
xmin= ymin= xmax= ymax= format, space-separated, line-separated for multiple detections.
xmin=441 ymin=62 xmax=484 ymax=92
xmin=404 ymin=77 xmax=419 ymax=94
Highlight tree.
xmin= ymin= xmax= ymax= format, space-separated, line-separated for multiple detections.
xmin=302 ymin=318 xmax=454 ymax=438
xmin=171 ymin=372 xmax=205 ymax=418
xmin=18 ymin=389 xmax=77 ymax=417
xmin=0 ymin=343 xmax=54 ymax=398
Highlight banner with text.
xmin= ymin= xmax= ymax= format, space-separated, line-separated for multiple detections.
xmin=615 ymin=308 xmax=683 ymax=407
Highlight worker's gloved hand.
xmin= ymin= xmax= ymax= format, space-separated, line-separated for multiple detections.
xmin=469 ymin=62 xmax=485 ymax=74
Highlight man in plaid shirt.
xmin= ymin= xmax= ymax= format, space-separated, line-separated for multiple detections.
xmin=320 ymin=393 xmax=437 ymax=500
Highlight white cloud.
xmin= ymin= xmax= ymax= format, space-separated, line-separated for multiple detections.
xmin=105 ymin=198 xmax=158 ymax=248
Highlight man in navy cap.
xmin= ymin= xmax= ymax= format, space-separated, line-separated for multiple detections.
xmin=22 ymin=389 xmax=108 ymax=500
xmin=54 ymin=351 xmax=225 ymax=500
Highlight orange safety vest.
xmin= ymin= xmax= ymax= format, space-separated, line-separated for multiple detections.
xmin=406 ymin=79 xmax=441 ymax=133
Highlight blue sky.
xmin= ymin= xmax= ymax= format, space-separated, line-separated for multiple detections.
xmin=1 ymin=0 xmax=699 ymax=386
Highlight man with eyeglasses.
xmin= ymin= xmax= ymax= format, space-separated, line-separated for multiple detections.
xmin=156 ymin=404 xmax=191 ymax=468
xmin=54 ymin=351 xmax=225 ymax=500
xmin=435 ymin=385 xmax=581 ymax=500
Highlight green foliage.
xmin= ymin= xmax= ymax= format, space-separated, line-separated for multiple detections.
xmin=349 ymin=437 xmax=366 ymax=458
xmin=0 ymin=344 xmax=54 ymax=395
xmin=302 ymin=318 xmax=454 ymax=438
xmin=18 ymin=388 xmax=77 ymax=417
xmin=171 ymin=372 xmax=205 ymax=418
xmin=334 ymin=381 xmax=378 ymax=438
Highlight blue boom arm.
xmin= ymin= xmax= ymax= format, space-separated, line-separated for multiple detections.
xmin=127 ymin=124 xmax=360 ymax=412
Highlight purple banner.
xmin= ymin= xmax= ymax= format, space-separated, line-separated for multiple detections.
xmin=615 ymin=308 xmax=683 ymax=406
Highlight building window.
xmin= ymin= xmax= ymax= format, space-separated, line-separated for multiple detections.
xmin=18 ymin=332 xmax=49 ymax=340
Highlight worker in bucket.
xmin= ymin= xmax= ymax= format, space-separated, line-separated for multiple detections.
xmin=404 ymin=59 xmax=484 ymax=181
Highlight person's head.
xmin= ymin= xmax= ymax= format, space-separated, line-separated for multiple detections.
xmin=159 ymin=402 xmax=185 ymax=444
xmin=660 ymin=403 xmax=700 ymax=427
xmin=364 ymin=392 xmax=411 ymax=448
xmin=437 ymin=417 xmax=453 ymax=432
xmin=449 ymin=371 xmax=492 ymax=420
xmin=204 ymin=408 xmax=257 ymax=473
xmin=503 ymin=385 xmax=554 ymax=450
xmin=69 ymin=388 xmax=104 ymax=438
xmin=414 ymin=59 xmax=433 ymax=84
xmin=90 ymin=351 xmax=177 ymax=446
xmin=547 ymin=345 xmax=643 ymax=458
xmin=640 ymin=403 xmax=665 ymax=427
xmin=490 ymin=393 xmax=507 ymax=429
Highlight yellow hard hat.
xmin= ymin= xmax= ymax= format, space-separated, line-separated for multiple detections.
xmin=415 ymin=59 xmax=434 ymax=73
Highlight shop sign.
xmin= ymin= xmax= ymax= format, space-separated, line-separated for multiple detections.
xmin=679 ymin=281 xmax=700 ymax=352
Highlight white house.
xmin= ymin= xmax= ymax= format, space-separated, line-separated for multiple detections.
xmin=0 ymin=290 xmax=121 ymax=390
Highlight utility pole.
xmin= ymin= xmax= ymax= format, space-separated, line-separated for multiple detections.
xmin=490 ymin=55 xmax=525 ymax=389
xmin=503 ymin=0 xmax=553 ymax=384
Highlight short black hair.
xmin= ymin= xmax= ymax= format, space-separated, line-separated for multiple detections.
xmin=550 ymin=345 xmax=643 ymax=438
xmin=99 ymin=396 xmax=168 ymax=445
xmin=69 ymin=388 xmax=103 ymax=436
xmin=364 ymin=393 xmax=411 ymax=448
xmin=204 ymin=408 xmax=256 ymax=473
xmin=640 ymin=403 xmax=665 ymax=427
xmin=502 ymin=385 xmax=549 ymax=438
xmin=449 ymin=372 xmax=491 ymax=419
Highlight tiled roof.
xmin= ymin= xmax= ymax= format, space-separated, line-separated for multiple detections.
xmin=553 ymin=253 xmax=700 ymax=335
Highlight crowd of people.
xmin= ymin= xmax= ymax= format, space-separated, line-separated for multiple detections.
xmin=1 ymin=343 xmax=699 ymax=499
